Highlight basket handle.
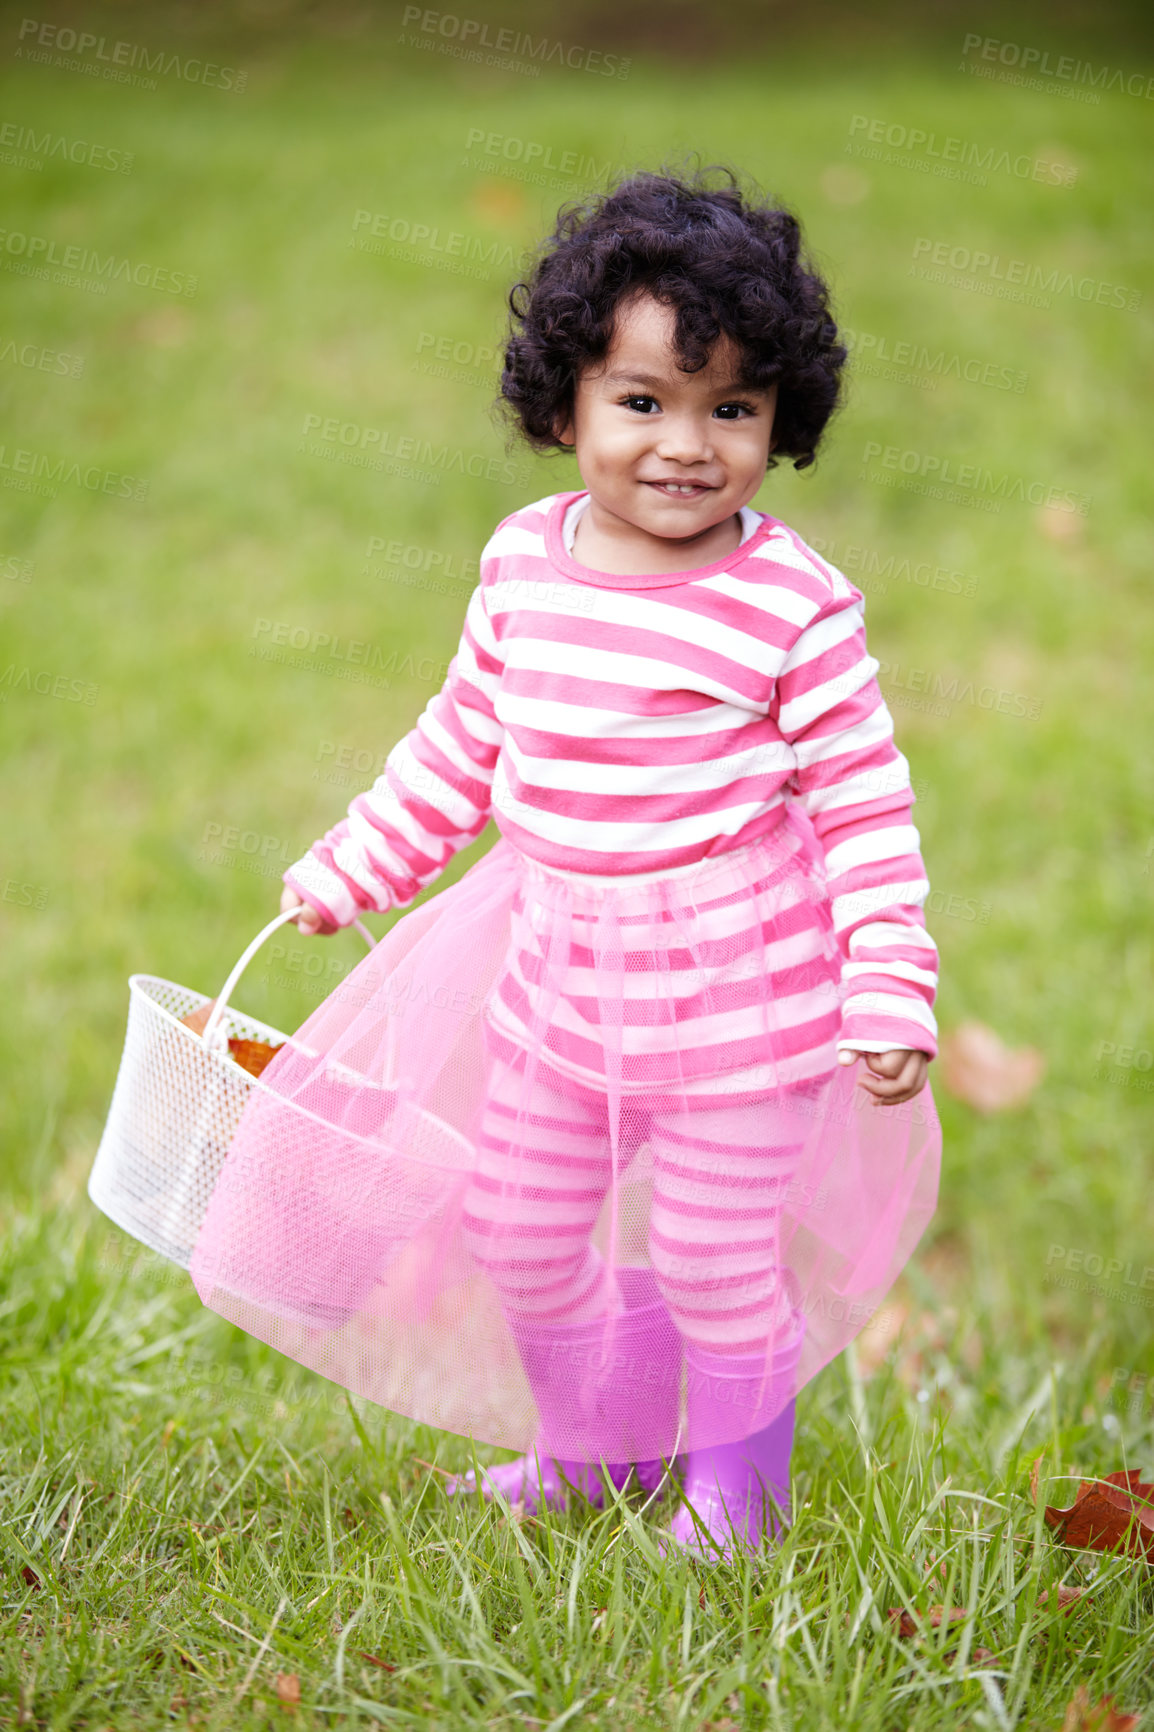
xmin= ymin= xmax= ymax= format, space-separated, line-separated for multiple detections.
xmin=201 ymin=906 xmax=377 ymax=1052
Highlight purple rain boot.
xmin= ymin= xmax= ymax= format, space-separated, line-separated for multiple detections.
xmin=663 ymin=1321 xmax=803 ymax=1561
xmin=445 ymin=1447 xmax=645 ymax=1513
xmin=446 ymin=1279 xmax=681 ymax=1513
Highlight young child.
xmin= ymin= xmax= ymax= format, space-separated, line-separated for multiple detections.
xmin=189 ymin=168 xmax=941 ymax=1561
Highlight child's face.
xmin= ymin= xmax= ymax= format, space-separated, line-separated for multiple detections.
xmin=557 ymin=292 xmax=777 ymax=548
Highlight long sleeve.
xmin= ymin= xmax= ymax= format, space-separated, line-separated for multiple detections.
xmin=284 ymin=580 xmax=505 ymax=927
xmin=772 ymin=579 xmax=939 ymax=1059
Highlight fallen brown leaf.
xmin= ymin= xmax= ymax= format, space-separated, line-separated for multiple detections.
xmin=1061 ymin=1685 xmax=1140 ymax=1731
xmin=888 ymin=1604 xmax=967 ymax=1639
xmin=1038 ymin=1583 xmax=1087 ymax=1613
xmin=939 ymin=1020 xmax=1045 ymax=1113
xmin=274 ymin=1672 xmax=300 ymax=1712
xmin=20 ymin=1564 xmax=40 ymax=1589
xmin=179 ymin=1003 xmax=283 ymax=1078
xmin=226 ymin=1036 xmax=283 ymax=1078
xmin=1044 ymin=1470 xmax=1154 ymax=1559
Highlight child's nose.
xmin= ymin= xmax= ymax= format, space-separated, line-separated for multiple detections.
xmin=654 ymin=415 xmax=714 ymax=464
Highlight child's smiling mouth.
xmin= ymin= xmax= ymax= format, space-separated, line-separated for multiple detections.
xmin=644 ymin=480 xmax=719 ymax=498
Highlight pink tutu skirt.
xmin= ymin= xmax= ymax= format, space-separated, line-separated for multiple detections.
xmin=190 ymin=802 xmax=940 ymax=1462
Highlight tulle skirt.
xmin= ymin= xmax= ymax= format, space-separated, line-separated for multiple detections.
xmin=189 ymin=802 xmax=940 ymax=1461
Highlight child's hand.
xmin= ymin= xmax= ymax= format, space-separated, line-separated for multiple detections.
xmin=280 ymin=884 xmax=331 ymax=937
xmin=837 ymin=1046 xmax=928 ymax=1105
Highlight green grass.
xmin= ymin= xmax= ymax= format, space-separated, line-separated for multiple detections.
xmin=2 ymin=7 xmax=1154 ymax=1726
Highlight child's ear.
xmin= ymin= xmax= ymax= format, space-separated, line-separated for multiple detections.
xmin=553 ymin=407 xmax=575 ymax=447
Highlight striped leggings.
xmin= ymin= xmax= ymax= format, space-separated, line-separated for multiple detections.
xmin=460 ymin=1053 xmax=806 ymax=1355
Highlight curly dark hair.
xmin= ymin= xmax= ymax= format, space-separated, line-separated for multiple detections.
xmin=498 ymin=166 xmax=846 ymax=471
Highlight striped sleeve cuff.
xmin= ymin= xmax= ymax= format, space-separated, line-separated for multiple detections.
xmin=283 ymin=848 xmax=369 ymax=930
xmin=837 ymin=989 xmax=938 ymax=1060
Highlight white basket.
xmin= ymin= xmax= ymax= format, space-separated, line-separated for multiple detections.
xmin=88 ymin=907 xmax=375 ymax=1269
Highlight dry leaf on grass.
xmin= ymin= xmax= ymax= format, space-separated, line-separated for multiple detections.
xmin=1061 ymin=1685 xmax=1139 ymax=1731
xmin=1042 ymin=1470 xmax=1154 ymax=1559
xmin=19 ymin=1565 xmax=40 ymax=1589
xmin=888 ymin=1605 xmax=967 ymax=1638
xmin=1038 ymin=1583 xmax=1088 ymax=1613
xmin=274 ymin=1672 xmax=300 ymax=1712
xmin=887 ymin=1605 xmax=994 ymax=1665
xmin=939 ymin=1020 xmax=1045 ymax=1113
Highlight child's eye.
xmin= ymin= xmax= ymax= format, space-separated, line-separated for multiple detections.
xmin=621 ymin=395 xmax=659 ymax=414
xmin=714 ymin=401 xmax=756 ymax=420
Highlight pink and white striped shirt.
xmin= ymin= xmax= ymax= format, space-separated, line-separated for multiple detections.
xmin=286 ymin=490 xmax=938 ymax=1059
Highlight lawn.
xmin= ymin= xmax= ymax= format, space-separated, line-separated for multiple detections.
xmin=2 ymin=5 xmax=1153 ymax=1726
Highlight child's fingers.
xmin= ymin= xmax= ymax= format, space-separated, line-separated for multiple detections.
xmin=858 ymin=1052 xmax=928 ymax=1104
xmin=863 ymin=1049 xmax=909 ymax=1079
xmin=279 ymin=884 xmax=328 ymax=936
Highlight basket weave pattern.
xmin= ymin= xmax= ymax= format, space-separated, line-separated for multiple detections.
xmin=88 ymin=975 xmax=288 ymax=1268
